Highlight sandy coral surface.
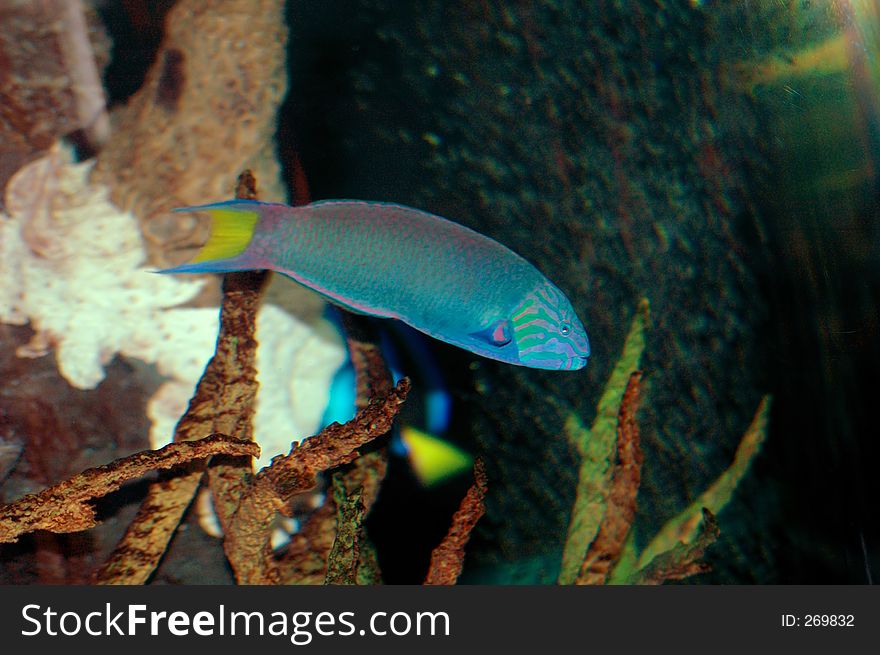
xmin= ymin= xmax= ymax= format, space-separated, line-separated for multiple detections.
xmin=0 ymin=148 xmax=347 ymax=473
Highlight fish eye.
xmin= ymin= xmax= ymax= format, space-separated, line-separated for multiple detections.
xmin=560 ymin=322 xmax=571 ymax=336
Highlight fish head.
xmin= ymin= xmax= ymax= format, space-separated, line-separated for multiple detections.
xmin=509 ymin=283 xmax=590 ymax=370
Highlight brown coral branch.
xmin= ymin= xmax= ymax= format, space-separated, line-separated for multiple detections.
xmin=276 ymin=500 xmax=338 ymax=584
xmin=93 ymin=469 xmax=203 ymax=584
xmin=323 ymin=478 xmax=366 ymax=585
xmin=424 ymin=458 xmax=488 ymax=585
xmin=629 ymin=508 xmax=721 ymax=585
xmin=274 ymin=312 xmax=393 ymax=586
xmin=0 ymin=434 xmax=258 ymax=545
xmin=221 ymin=378 xmax=410 ymax=584
xmin=559 ymin=301 xmax=648 ymax=585
xmin=263 ymin=379 xmax=408 ymax=495
xmin=0 ymin=0 xmax=109 ymax=194
xmin=205 ymin=275 xmax=268 ymax=520
xmin=341 ymin=312 xmax=394 ymax=403
xmin=576 ymin=371 xmax=643 ymax=585
xmin=96 ymin=171 xmax=268 ymax=585
xmin=196 ymin=169 xmax=266 ymax=532
xmin=91 ymin=0 xmax=288 ymax=265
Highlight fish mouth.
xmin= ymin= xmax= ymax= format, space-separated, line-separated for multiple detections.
xmin=566 ymin=355 xmax=589 ymax=371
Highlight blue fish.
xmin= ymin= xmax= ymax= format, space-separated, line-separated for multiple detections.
xmin=159 ymin=200 xmax=590 ymax=370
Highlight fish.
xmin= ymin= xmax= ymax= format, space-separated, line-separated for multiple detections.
xmin=395 ymin=425 xmax=473 ymax=487
xmin=323 ymin=356 xmax=469 ymax=487
xmin=158 ymin=199 xmax=590 ymax=370
xmin=321 ymin=311 xmax=464 ymax=486
xmin=321 ymin=310 xmax=452 ymax=432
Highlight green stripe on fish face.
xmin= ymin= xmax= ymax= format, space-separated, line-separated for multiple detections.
xmin=510 ymin=285 xmax=590 ymax=370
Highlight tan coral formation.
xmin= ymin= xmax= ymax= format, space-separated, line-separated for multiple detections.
xmin=0 ymin=0 xmax=109 ymax=199
xmin=0 ymin=146 xmax=207 ymax=389
xmin=0 ymin=0 xmax=346 ymax=476
xmin=92 ymin=0 xmax=289 ymax=266
xmin=0 ymin=148 xmax=346 ymax=472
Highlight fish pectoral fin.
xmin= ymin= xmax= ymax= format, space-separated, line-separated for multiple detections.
xmin=469 ymin=319 xmax=512 ymax=347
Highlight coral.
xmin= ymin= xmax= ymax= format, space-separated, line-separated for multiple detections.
xmin=0 ymin=147 xmax=206 ymax=390
xmin=424 ymin=458 xmax=488 ymax=585
xmin=96 ymin=234 xmax=270 ymax=583
xmin=558 ymin=299 xmax=648 ymax=584
xmin=0 ymin=0 xmax=109 ymax=197
xmin=91 ymin=0 xmax=288 ymax=266
xmin=0 ymin=434 xmax=258 ymax=545
xmin=96 ymin=312 xmax=407 ymax=584
xmin=557 ymin=302 xmax=770 ymax=585
xmin=0 ymin=149 xmax=346 ymax=472
xmin=218 ymin=378 xmax=409 ymax=584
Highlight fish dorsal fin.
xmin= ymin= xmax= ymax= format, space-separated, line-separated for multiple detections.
xmin=470 ymin=319 xmax=512 ymax=347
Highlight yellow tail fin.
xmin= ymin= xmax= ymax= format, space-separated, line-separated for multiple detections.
xmin=192 ymin=206 xmax=260 ymax=263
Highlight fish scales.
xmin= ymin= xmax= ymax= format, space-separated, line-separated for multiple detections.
xmin=159 ymin=199 xmax=590 ymax=370
xmin=261 ymin=201 xmax=544 ymax=334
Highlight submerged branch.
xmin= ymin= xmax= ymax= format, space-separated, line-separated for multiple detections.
xmin=576 ymin=371 xmax=643 ymax=585
xmin=424 ymin=458 xmax=488 ymax=585
xmin=223 ymin=378 xmax=410 ymax=584
xmin=559 ymin=300 xmax=649 ymax=585
xmin=324 ymin=479 xmax=366 ymax=585
xmin=96 ymin=170 xmax=268 ymax=585
xmin=0 ymin=435 xmax=258 ymax=545
xmin=628 ymin=509 xmax=720 ymax=584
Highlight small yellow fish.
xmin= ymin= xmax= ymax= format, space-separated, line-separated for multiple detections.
xmin=398 ymin=426 xmax=473 ymax=487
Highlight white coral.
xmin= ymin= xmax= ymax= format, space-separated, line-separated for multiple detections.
xmin=0 ymin=146 xmax=347 ymax=470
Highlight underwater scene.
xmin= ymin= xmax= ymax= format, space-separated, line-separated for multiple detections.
xmin=0 ymin=0 xmax=877 ymax=585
